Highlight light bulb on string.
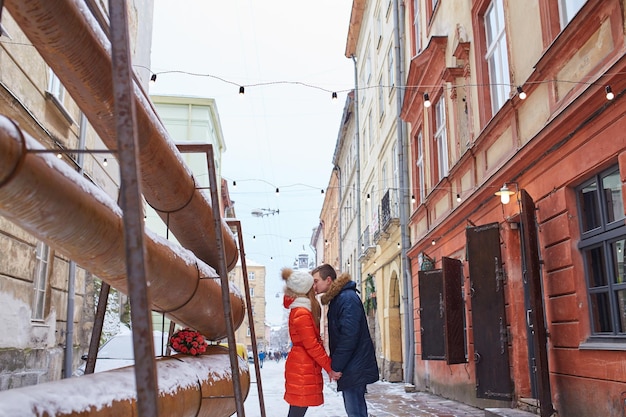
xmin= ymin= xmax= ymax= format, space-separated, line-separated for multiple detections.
xmin=516 ymin=86 xmax=526 ymax=100
xmin=423 ymin=93 xmax=431 ymax=108
xmin=239 ymin=86 xmax=245 ymax=96
xmin=605 ymin=85 xmax=614 ymax=100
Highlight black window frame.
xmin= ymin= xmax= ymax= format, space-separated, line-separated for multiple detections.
xmin=577 ymin=165 xmax=626 ymax=340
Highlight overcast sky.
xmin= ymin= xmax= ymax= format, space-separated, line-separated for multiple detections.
xmin=149 ymin=1 xmax=354 ymax=325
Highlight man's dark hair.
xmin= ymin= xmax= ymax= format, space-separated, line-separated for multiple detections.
xmin=311 ymin=263 xmax=337 ymax=281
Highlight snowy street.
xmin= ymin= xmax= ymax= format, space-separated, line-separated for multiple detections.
xmin=243 ymin=358 xmax=485 ymax=417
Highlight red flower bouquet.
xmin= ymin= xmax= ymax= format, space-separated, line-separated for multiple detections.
xmin=169 ymin=328 xmax=208 ymax=356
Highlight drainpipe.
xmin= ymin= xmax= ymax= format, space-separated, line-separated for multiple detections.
xmin=334 ymin=165 xmax=343 ymax=268
xmin=62 ymin=113 xmax=88 ymax=379
xmin=351 ymin=55 xmax=362 ymax=286
xmin=393 ymin=0 xmax=415 ymax=385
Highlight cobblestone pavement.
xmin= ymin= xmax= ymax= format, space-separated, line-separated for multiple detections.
xmin=243 ymin=359 xmax=485 ymax=417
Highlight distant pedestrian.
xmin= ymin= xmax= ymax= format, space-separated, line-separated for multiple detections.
xmin=281 ymin=267 xmax=341 ymax=417
xmin=259 ymin=350 xmax=265 ymax=368
xmin=312 ymin=264 xmax=379 ymax=417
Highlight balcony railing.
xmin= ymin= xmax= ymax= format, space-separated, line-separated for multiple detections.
xmin=374 ymin=189 xmax=400 ymax=242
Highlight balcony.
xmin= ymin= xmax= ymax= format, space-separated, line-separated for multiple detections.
xmin=374 ymin=189 xmax=400 ymax=243
xmin=359 ymin=225 xmax=376 ymax=260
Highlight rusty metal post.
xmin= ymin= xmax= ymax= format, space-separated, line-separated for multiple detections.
xmin=203 ymin=145 xmax=245 ymax=416
xmin=228 ymin=220 xmax=267 ymax=417
xmin=176 ymin=143 xmax=245 ymax=415
xmin=109 ymin=1 xmax=158 ymax=416
xmin=84 ymin=282 xmax=110 ymax=375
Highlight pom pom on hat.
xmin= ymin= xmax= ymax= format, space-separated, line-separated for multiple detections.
xmin=281 ymin=267 xmax=313 ymax=295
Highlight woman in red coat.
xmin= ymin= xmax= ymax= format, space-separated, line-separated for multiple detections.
xmin=281 ymin=268 xmax=340 ymax=417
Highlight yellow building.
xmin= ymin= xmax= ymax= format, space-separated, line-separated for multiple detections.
xmin=229 ymin=258 xmax=267 ymax=353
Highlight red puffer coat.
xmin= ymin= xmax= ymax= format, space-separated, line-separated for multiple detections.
xmin=284 ymin=296 xmax=332 ymax=407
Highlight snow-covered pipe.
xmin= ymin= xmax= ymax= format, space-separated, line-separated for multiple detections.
xmin=0 ymin=346 xmax=250 ymax=417
xmin=0 ymin=116 xmax=244 ymax=340
xmin=3 ymin=0 xmax=239 ymax=272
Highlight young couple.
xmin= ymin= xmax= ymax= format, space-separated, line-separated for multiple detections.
xmin=281 ymin=263 xmax=379 ymax=417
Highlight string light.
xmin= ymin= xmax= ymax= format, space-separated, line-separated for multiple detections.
xmin=331 ymin=91 xmax=338 ymax=100
xmin=103 ymin=158 xmax=108 ymax=167
xmin=232 ymin=180 xmax=236 ymax=188
xmin=516 ymin=86 xmax=526 ymax=100
xmin=366 ymin=193 xmax=371 ymax=201
xmin=150 ymin=73 xmax=157 ymax=83
xmin=56 ymin=152 xmax=62 ymax=159
xmin=431 ymin=239 xmax=436 ymax=246
xmin=411 ymin=195 xmax=416 ymax=204
xmin=423 ymin=93 xmax=431 ymax=108
xmin=239 ymin=86 xmax=245 ymax=96
xmin=397 ymin=242 xmax=401 ymax=249
xmin=275 ymin=187 xmax=280 ymax=195
xmin=605 ymin=85 xmax=614 ymax=100
xmin=456 ymin=193 xmax=461 ymax=202
xmin=321 ymin=189 xmax=325 ymax=194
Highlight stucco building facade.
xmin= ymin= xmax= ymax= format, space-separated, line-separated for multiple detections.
xmin=402 ymin=0 xmax=626 ymax=416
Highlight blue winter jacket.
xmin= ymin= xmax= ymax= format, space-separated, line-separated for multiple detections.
xmin=322 ymin=273 xmax=379 ymax=391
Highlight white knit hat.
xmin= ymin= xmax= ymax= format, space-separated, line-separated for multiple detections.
xmin=281 ymin=268 xmax=313 ymax=295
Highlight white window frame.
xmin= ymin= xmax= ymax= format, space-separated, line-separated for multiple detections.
xmin=559 ymin=0 xmax=587 ymax=28
xmin=434 ymin=97 xmax=449 ymax=180
xmin=32 ymin=241 xmax=50 ymax=321
xmin=484 ymin=0 xmax=510 ymax=115
xmin=387 ymin=46 xmax=395 ymax=90
xmin=416 ymin=131 xmax=425 ymax=202
xmin=248 ymin=271 xmax=255 ymax=281
xmin=378 ymin=75 xmax=385 ymax=120
xmin=413 ymin=0 xmax=422 ymax=54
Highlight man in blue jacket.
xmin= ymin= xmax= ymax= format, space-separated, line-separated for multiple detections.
xmin=312 ymin=264 xmax=379 ymax=417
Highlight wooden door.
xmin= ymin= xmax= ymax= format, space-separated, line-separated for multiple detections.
xmin=466 ymin=223 xmax=512 ymax=400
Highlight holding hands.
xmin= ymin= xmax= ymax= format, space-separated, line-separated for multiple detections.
xmin=328 ymin=370 xmax=342 ymax=381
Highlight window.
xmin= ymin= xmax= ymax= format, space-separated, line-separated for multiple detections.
xmin=559 ymin=0 xmax=587 ymax=28
xmin=415 ymin=131 xmax=425 ymax=203
xmin=32 ymin=241 xmax=50 ymax=321
xmin=484 ymin=0 xmax=510 ymax=115
xmin=577 ymin=166 xmax=626 ymax=337
xmin=48 ymin=69 xmax=65 ymax=101
xmin=248 ymin=271 xmax=255 ymax=281
xmin=412 ymin=0 xmax=421 ymax=55
xmin=367 ymin=112 xmax=376 ymax=148
xmin=376 ymin=8 xmax=383 ymax=49
xmin=434 ymin=97 xmax=449 ymax=181
xmin=382 ymin=162 xmax=388 ymax=193
xmin=387 ymin=46 xmax=395 ymax=89
xmin=249 ymin=287 xmax=255 ymax=297
xmin=365 ymin=50 xmax=372 ymax=85
xmin=378 ymin=75 xmax=385 ymax=120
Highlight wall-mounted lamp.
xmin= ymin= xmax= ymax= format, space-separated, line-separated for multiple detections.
xmin=494 ymin=183 xmax=516 ymax=204
xmin=423 ymin=93 xmax=431 ymax=108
